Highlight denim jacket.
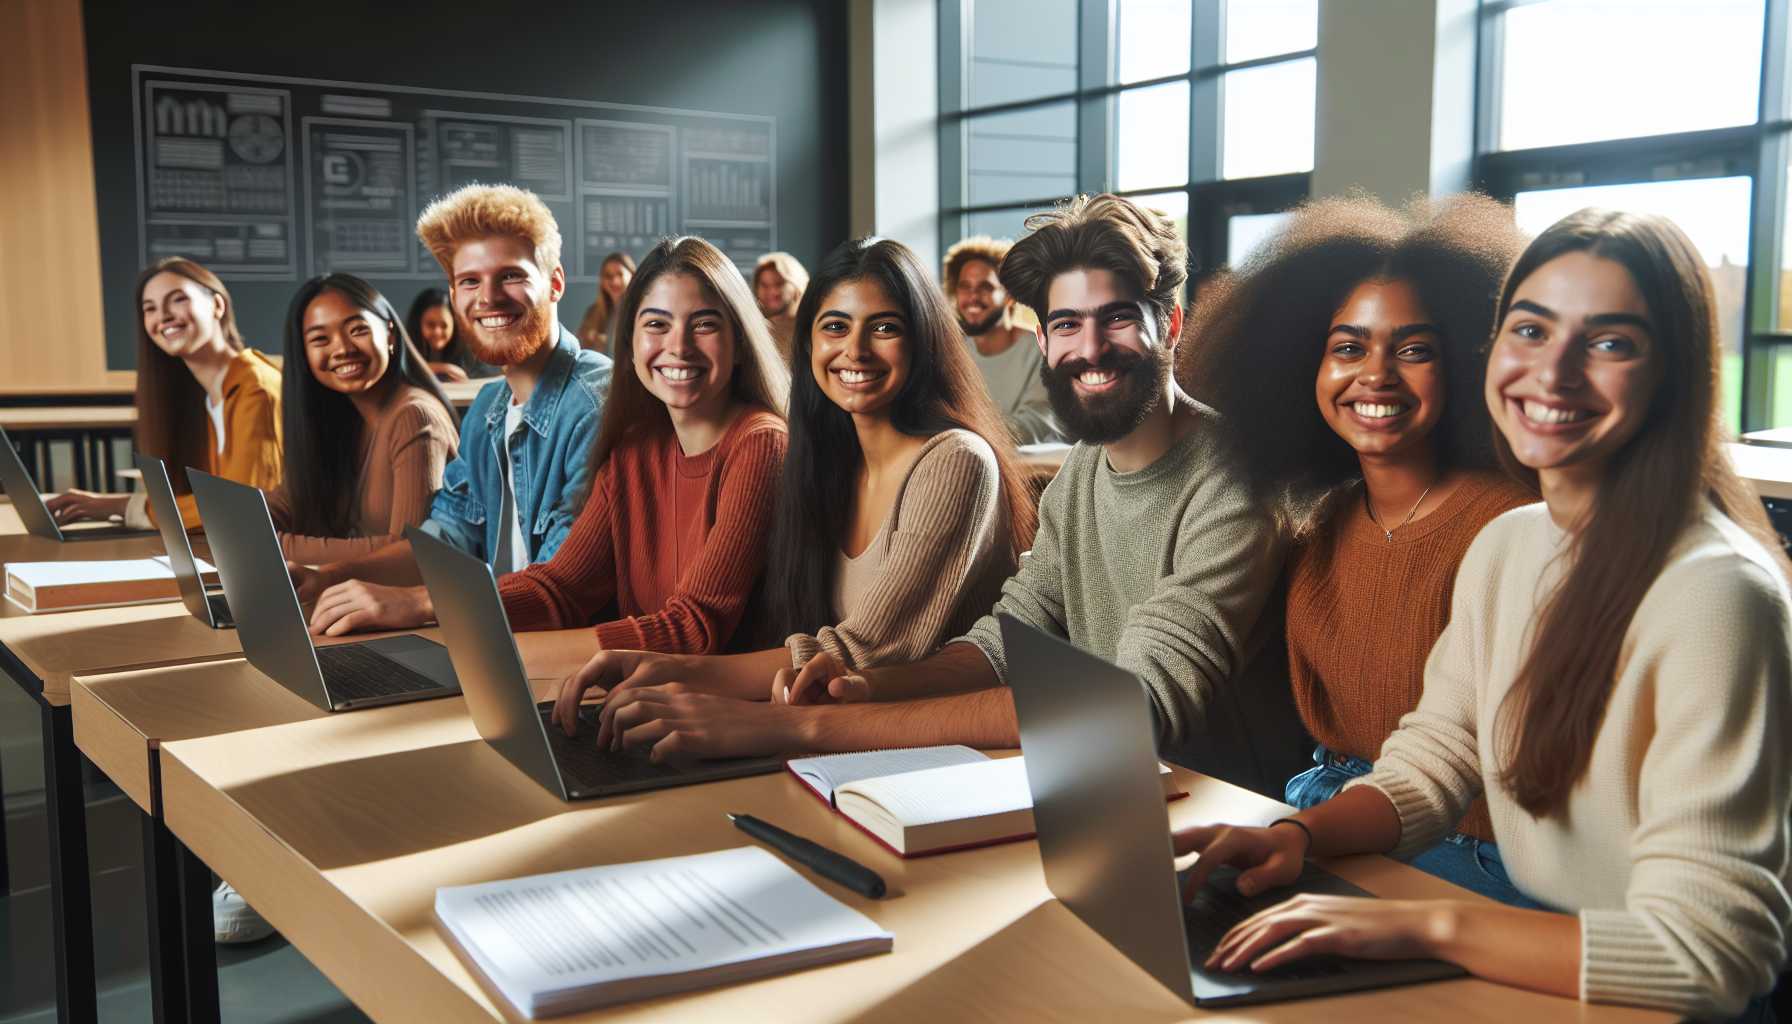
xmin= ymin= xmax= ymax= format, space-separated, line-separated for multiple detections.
xmin=421 ymin=324 xmax=612 ymax=566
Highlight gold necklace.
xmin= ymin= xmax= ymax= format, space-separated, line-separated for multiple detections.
xmin=1366 ymin=483 xmax=1433 ymax=542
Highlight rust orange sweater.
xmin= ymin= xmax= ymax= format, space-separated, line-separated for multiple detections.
xmin=497 ymin=408 xmax=787 ymax=652
xmin=1285 ymin=470 xmax=1535 ymax=840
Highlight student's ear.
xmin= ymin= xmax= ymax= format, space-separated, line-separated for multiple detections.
xmin=1035 ymin=322 xmax=1049 ymax=359
xmin=1165 ymin=304 xmax=1184 ymax=350
xmin=211 ymin=290 xmax=228 ymax=324
xmin=547 ymin=263 xmax=566 ymax=303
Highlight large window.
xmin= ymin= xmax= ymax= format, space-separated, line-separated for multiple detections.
xmin=1477 ymin=0 xmax=1792 ymax=431
xmin=939 ymin=0 xmax=1317 ymax=285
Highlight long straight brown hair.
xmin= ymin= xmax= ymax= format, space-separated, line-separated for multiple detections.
xmin=1492 ymin=208 xmax=1789 ymax=817
xmin=134 ymin=257 xmax=246 ymax=494
xmin=585 ymin=236 xmax=790 ymax=479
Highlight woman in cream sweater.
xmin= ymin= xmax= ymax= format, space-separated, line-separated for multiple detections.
xmin=1175 ymin=208 xmax=1792 ymax=1020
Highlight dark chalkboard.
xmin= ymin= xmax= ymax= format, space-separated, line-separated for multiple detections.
xmin=84 ymin=0 xmax=848 ymax=369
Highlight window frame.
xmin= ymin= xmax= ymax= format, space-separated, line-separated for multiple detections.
xmin=938 ymin=0 xmax=1316 ymax=286
xmin=1472 ymin=0 xmax=1792 ymax=431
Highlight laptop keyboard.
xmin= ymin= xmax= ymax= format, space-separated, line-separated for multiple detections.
xmin=317 ymin=643 xmax=448 ymax=702
xmin=1183 ymin=864 xmax=1356 ymax=981
xmin=537 ymin=703 xmax=688 ymax=789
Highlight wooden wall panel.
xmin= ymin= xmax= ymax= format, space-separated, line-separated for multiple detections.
xmin=0 ymin=0 xmax=116 ymax=394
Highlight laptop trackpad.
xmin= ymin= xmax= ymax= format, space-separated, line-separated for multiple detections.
xmin=357 ymin=634 xmax=457 ymax=685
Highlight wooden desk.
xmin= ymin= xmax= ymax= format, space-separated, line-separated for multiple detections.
xmin=0 ymin=498 xmax=21 ymax=536
xmin=70 ymin=629 xmax=594 ymax=1023
xmin=440 ymin=377 xmax=502 ymax=409
xmin=0 ymin=405 xmax=137 ymax=431
xmin=1731 ymin=441 xmax=1792 ymax=501
xmin=0 ymin=404 xmax=136 ymax=492
xmin=140 ymin=705 xmax=1665 ymax=1022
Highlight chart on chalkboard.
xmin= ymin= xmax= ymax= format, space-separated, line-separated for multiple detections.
xmin=133 ymin=65 xmax=777 ymax=280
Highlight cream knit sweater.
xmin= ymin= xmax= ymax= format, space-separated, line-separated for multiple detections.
xmin=1350 ymin=502 xmax=1792 ymax=1018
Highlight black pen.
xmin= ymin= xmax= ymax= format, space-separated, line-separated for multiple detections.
xmin=726 ymin=812 xmax=887 ymax=899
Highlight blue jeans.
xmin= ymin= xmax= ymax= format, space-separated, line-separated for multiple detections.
xmin=1285 ymin=746 xmax=1546 ymax=910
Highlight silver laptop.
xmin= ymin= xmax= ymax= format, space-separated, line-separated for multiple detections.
xmin=136 ymin=454 xmax=232 ymax=629
xmin=1000 ymin=613 xmax=1464 ymax=1007
xmin=0 ymin=424 xmax=152 ymax=541
xmin=187 ymin=469 xmax=459 ymax=711
xmin=408 ymin=527 xmax=784 ymax=799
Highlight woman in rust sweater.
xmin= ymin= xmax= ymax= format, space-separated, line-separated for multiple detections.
xmin=1184 ymin=194 xmax=1535 ymax=903
xmin=497 ymin=236 xmax=789 ymax=653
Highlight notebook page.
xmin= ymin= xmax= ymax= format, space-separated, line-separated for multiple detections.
xmin=786 ymin=745 xmax=986 ymax=803
xmin=4 ymin=559 xmax=176 ymax=586
xmin=839 ymin=756 xmax=1034 ymax=828
xmin=151 ymin=554 xmax=217 ymax=574
xmin=435 ymin=846 xmax=892 ymax=1015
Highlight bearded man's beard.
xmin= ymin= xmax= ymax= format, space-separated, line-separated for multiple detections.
xmin=1040 ymin=344 xmax=1170 ymax=445
xmin=957 ymin=307 xmax=1005 ymax=337
xmin=457 ymin=300 xmax=554 ymax=366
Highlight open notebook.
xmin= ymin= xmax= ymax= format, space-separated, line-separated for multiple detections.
xmin=436 ymin=847 xmax=892 ymax=1018
xmin=4 ymin=555 xmax=217 ymax=613
xmin=788 ymin=746 xmax=1182 ymax=858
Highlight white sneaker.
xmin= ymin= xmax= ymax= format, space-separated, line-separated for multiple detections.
xmin=212 ymin=881 xmax=276 ymax=944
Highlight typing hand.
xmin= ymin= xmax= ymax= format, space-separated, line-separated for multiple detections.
xmin=287 ymin=561 xmax=337 ymax=605
xmin=606 ymin=686 xmax=802 ymax=761
xmin=307 ymin=580 xmax=432 ymax=636
xmin=774 ymin=651 xmax=871 ymax=706
xmin=556 ymin=651 xmax=675 ymax=741
xmin=1173 ymin=821 xmax=1308 ymax=903
xmin=1204 ymin=895 xmax=1449 ymax=974
xmin=44 ymin=489 xmax=128 ymax=524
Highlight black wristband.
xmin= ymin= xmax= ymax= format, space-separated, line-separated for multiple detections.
xmin=1269 ymin=817 xmax=1313 ymax=857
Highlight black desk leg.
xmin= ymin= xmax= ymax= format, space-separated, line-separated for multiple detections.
xmin=177 ymin=841 xmax=220 ymax=1022
xmin=1 ymin=743 xmax=10 ymax=893
xmin=141 ymin=808 xmax=188 ymax=1023
xmin=42 ymin=703 xmax=97 ymax=1023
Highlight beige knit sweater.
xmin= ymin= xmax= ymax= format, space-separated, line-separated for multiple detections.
xmin=785 ymin=429 xmax=1013 ymax=671
xmin=1350 ymin=502 xmax=1792 ymax=1018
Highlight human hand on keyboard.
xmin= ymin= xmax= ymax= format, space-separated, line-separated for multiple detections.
xmin=1173 ymin=821 xmax=1308 ymax=903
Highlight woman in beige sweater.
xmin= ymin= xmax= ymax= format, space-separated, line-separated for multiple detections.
xmin=268 ymin=273 xmax=460 ymax=563
xmin=1175 ymin=209 xmax=1792 ymax=1019
xmin=543 ymin=237 xmax=1038 ymax=753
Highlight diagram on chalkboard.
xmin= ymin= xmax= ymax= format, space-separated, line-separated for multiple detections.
xmin=133 ymin=65 xmax=776 ymax=281
xmin=141 ymin=80 xmax=297 ymax=275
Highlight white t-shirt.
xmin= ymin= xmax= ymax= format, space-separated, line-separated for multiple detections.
xmin=205 ymin=392 xmax=227 ymax=455
xmin=497 ymin=401 xmax=529 ymax=575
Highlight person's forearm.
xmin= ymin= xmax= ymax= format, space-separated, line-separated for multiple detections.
xmin=797 ymin=688 xmax=1018 ymax=752
xmin=672 ymin=648 xmax=788 ymax=699
xmin=319 ymin=538 xmax=422 ymax=587
xmin=859 ymin=641 xmax=999 ymax=702
xmin=1432 ymin=903 xmax=1579 ymax=999
xmin=1292 ymin=784 xmax=1404 ymax=859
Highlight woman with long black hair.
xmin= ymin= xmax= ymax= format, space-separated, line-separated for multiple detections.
xmin=268 ymin=273 xmax=458 ymax=562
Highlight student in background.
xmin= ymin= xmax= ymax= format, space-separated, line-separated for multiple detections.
xmin=754 ymin=251 xmax=809 ymax=361
xmin=294 ymin=183 xmax=612 ymax=632
xmin=944 ymin=236 xmax=1063 ymax=444
xmin=407 ymin=287 xmax=490 ymax=381
xmin=577 ymin=250 xmax=636 ymax=353
xmin=548 ymin=237 xmax=1038 ymax=744
xmin=47 ymin=256 xmax=281 ymax=531
xmin=1183 ymin=194 xmax=1535 ymax=903
xmin=592 ymin=195 xmax=1302 ymax=796
xmin=1176 ymin=209 xmax=1792 ymax=1021
xmin=268 ymin=273 xmax=460 ymax=563
xmin=489 ymin=235 xmax=787 ymax=655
